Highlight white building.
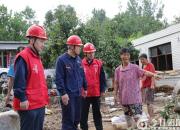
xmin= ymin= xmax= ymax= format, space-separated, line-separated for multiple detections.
xmin=132 ymin=23 xmax=180 ymax=71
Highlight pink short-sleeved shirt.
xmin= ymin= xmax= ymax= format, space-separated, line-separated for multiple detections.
xmin=114 ymin=63 xmax=145 ymax=105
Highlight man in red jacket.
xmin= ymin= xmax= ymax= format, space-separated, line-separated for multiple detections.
xmin=13 ymin=25 xmax=49 ymax=130
xmin=139 ymin=53 xmax=156 ymax=123
xmin=80 ymin=43 xmax=106 ymax=130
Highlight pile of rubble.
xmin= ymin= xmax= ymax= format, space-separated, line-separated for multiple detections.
xmin=155 ymin=85 xmax=174 ymax=94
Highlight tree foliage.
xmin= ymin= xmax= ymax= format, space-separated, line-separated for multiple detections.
xmin=41 ymin=0 xmax=167 ymax=77
xmin=0 ymin=5 xmax=38 ymax=41
xmin=0 ymin=1 xmax=169 ymax=76
xmin=173 ymin=16 xmax=180 ymax=24
xmin=42 ymin=5 xmax=79 ymax=68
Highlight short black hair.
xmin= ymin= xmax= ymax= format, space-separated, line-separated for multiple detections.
xmin=120 ymin=48 xmax=130 ymax=55
xmin=139 ymin=53 xmax=147 ymax=59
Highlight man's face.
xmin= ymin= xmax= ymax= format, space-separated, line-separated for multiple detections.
xmin=74 ymin=45 xmax=82 ymax=55
xmin=86 ymin=52 xmax=95 ymax=60
xmin=33 ymin=38 xmax=46 ymax=52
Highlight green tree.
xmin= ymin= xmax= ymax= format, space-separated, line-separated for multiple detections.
xmin=112 ymin=0 xmax=165 ymax=38
xmin=75 ymin=9 xmax=139 ymax=77
xmin=21 ymin=6 xmax=38 ymax=25
xmin=0 ymin=5 xmax=11 ymax=40
xmin=42 ymin=5 xmax=79 ymax=68
xmin=173 ymin=16 xmax=180 ymax=24
xmin=42 ymin=0 xmax=166 ymax=74
xmin=0 ymin=5 xmax=38 ymax=41
xmin=8 ymin=12 xmax=28 ymax=40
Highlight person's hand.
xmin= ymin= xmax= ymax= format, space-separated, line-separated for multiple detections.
xmin=81 ymin=89 xmax=87 ymax=98
xmin=150 ymin=85 xmax=155 ymax=89
xmin=50 ymin=89 xmax=57 ymax=96
xmin=154 ymin=74 xmax=161 ymax=80
xmin=82 ymin=90 xmax=87 ymax=98
xmin=20 ymin=100 xmax=29 ymax=110
xmin=84 ymin=90 xmax=87 ymax=97
xmin=101 ymin=92 xmax=105 ymax=97
xmin=61 ymin=94 xmax=69 ymax=105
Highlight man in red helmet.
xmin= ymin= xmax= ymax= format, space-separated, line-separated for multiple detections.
xmin=13 ymin=25 xmax=49 ymax=130
xmin=80 ymin=43 xmax=106 ymax=130
xmin=55 ymin=35 xmax=87 ymax=130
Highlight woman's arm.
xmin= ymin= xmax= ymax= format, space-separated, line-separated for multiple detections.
xmin=144 ymin=70 xmax=160 ymax=80
xmin=151 ymin=77 xmax=155 ymax=89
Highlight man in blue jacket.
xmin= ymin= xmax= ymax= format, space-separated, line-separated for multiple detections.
xmin=55 ymin=35 xmax=87 ymax=130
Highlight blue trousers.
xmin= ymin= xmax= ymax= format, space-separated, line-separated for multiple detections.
xmin=61 ymin=96 xmax=81 ymax=130
xmin=18 ymin=107 xmax=45 ymax=130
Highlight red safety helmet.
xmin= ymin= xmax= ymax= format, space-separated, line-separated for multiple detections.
xmin=26 ymin=25 xmax=48 ymax=40
xmin=66 ymin=35 xmax=83 ymax=46
xmin=83 ymin=43 xmax=96 ymax=53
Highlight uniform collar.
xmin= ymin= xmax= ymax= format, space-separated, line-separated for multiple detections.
xmin=83 ymin=58 xmax=95 ymax=65
xmin=26 ymin=47 xmax=40 ymax=58
xmin=65 ymin=52 xmax=78 ymax=60
xmin=87 ymin=59 xmax=93 ymax=65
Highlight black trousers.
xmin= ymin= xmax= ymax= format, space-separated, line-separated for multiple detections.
xmin=80 ymin=97 xmax=103 ymax=130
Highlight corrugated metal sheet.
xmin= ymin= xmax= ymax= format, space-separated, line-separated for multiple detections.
xmin=0 ymin=41 xmax=28 ymax=44
xmin=0 ymin=41 xmax=27 ymax=50
xmin=0 ymin=44 xmax=27 ymax=50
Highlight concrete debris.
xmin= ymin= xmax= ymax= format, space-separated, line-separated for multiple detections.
xmin=105 ymin=97 xmax=115 ymax=106
xmin=109 ymin=108 xmax=119 ymax=113
xmin=174 ymin=80 xmax=180 ymax=95
xmin=111 ymin=112 xmax=149 ymax=130
xmin=174 ymin=102 xmax=180 ymax=113
xmin=0 ymin=110 xmax=20 ymax=130
xmin=45 ymin=108 xmax=53 ymax=115
xmin=111 ymin=115 xmax=127 ymax=130
xmin=154 ymin=92 xmax=166 ymax=97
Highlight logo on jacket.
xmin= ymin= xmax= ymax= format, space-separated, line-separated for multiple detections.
xmin=77 ymin=60 xmax=81 ymax=64
xmin=66 ymin=65 xmax=71 ymax=69
xmin=33 ymin=64 xmax=38 ymax=73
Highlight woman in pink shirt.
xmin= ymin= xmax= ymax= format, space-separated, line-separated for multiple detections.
xmin=114 ymin=48 xmax=159 ymax=128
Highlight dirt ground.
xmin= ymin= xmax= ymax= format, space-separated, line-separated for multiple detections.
xmin=43 ymin=104 xmax=116 ymax=130
xmin=43 ymin=94 xmax=166 ymax=130
xmin=0 ymin=91 xmax=167 ymax=130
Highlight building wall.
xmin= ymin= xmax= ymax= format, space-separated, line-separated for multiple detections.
xmin=0 ymin=50 xmax=16 ymax=68
xmin=134 ymin=32 xmax=180 ymax=70
xmin=171 ymin=33 xmax=180 ymax=70
xmin=0 ymin=41 xmax=27 ymax=68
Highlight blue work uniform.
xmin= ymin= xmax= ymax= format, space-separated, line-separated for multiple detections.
xmin=55 ymin=53 xmax=87 ymax=130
